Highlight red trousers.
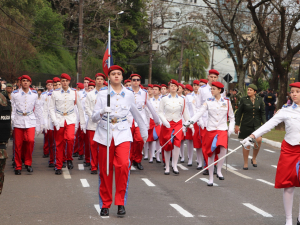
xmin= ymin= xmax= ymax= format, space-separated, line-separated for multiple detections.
xmin=54 ymin=122 xmax=75 ymax=170
xmin=130 ymin=122 xmax=144 ymax=164
xmin=43 ymin=130 xmax=55 ymax=164
xmin=98 ymin=139 xmax=131 ymax=208
xmin=87 ymin=130 xmax=98 ymax=171
xmin=14 ymin=127 xmax=35 ymax=170
xmin=73 ymin=124 xmax=84 ymax=155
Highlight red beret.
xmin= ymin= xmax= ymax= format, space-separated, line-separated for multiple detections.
xmin=53 ymin=77 xmax=61 ymax=83
xmin=185 ymin=84 xmax=193 ymax=92
xmin=200 ymin=79 xmax=208 ymax=84
xmin=148 ymin=84 xmax=153 ymax=88
xmin=91 ymin=79 xmax=95 ymax=83
xmin=212 ymin=81 xmax=224 ymax=89
xmin=76 ymin=83 xmax=84 ymax=89
xmin=108 ymin=65 xmax=124 ymax=74
xmin=178 ymin=83 xmax=185 ymax=89
xmin=209 ymin=69 xmax=219 ymax=76
xmin=193 ymin=80 xmax=200 ymax=85
xmin=124 ymin=79 xmax=131 ymax=84
xmin=46 ymin=80 xmax=53 ymax=84
xmin=18 ymin=76 xmax=22 ymax=81
xmin=169 ymin=79 xmax=178 ymax=86
xmin=290 ymin=82 xmax=300 ymax=88
xmin=61 ymin=73 xmax=71 ymax=81
xmin=153 ymin=84 xmax=161 ymax=89
xmin=144 ymin=87 xmax=148 ymax=90
xmin=95 ymin=73 xmax=106 ymax=79
xmin=130 ymin=74 xmax=141 ymax=79
xmin=21 ymin=75 xmax=32 ymax=82
xmin=103 ymin=81 xmax=108 ymax=86
xmin=139 ymin=84 xmax=144 ymax=88
xmin=84 ymin=77 xmax=91 ymax=81
xmin=161 ymin=84 xmax=167 ymax=88
xmin=88 ymin=82 xmax=95 ymax=87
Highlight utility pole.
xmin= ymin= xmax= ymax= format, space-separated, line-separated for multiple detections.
xmin=77 ymin=0 xmax=83 ymax=83
xmin=148 ymin=11 xmax=153 ymax=84
xmin=211 ymin=45 xmax=215 ymax=69
xmin=178 ymin=33 xmax=184 ymax=82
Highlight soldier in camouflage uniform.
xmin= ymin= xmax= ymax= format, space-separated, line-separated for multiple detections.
xmin=230 ymin=89 xmax=241 ymax=112
xmin=0 ymin=92 xmax=11 ymax=194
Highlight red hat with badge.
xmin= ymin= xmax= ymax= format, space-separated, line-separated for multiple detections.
xmin=153 ymin=84 xmax=161 ymax=90
xmin=20 ymin=75 xmax=32 ymax=82
xmin=18 ymin=76 xmax=22 ymax=81
xmin=76 ymin=83 xmax=84 ymax=89
xmin=200 ymin=79 xmax=208 ymax=84
xmin=95 ymin=73 xmax=106 ymax=79
xmin=124 ymin=79 xmax=131 ymax=84
xmin=108 ymin=65 xmax=124 ymax=74
xmin=148 ymin=84 xmax=154 ymax=88
xmin=53 ymin=77 xmax=61 ymax=83
xmin=130 ymin=74 xmax=141 ymax=79
xmin=61 ymin=73 xmax=71 ymax=81
xmin=193 ymin=80 xmax=200 ymax=85
xmin=212 ymin=81 xmax=224 ymax=89
xmin=169 ymin=79 xmax=179 ymax=87
xmin=178 ymin=83 xmax=185 ymax=89
xmin=88 ymin=82 xmax=96 ymax=87
xmin=290 ymin=82 xmax=300 ymax=88
xmin=84 ymin=77 xmax=91 ymax=81
xmin=46 ymin=80 xmax=53 ymax=84
xmin=185 ymin=84 xmax=193 ymax=92
xmin=161 ymin=84 xmax=167 ymax=88
xmin=209 ymin=69 xmax=219 ymax=76
xmin=103 ymin=81 xmax=108 ymax=86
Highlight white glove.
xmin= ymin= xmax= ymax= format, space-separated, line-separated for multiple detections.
xmin=82 ymin=127 xmax=86 ymax=134
xmin=142 ymin=136 xmax=148 ymax=143
xmin=80 ymin=124 xmax=86 ymax=134
xmin=100 ymin=107 xmax=112 ymax=115
xmin=54 ymin=121 xmax=60 ymax=131
xmin=240 ymin=137 xmax=254 ymax=149
xmin=183 ymin=120 xmax=192 ymax=127
xmin=162 ymin=119 xmax=170 ymax=128
xmin=198 ymin=119 xmax=204 ymax=130
xmin=190 ymin=125 xmax=195 ymax=136
xmin=183 ymin=126 xmax=186 ymax=136
xmin=35 ymin=128 xmax=41 ymax=136
xmin=75 ymin=126 xmax=78 ymax=133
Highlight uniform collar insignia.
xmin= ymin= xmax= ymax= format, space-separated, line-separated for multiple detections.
xmin=95 ymin=91 xmax=98 ymax=95
xmin=168 ymin=94 xmax=171 ymax=98
xmin=120 ymin=91 xmax=125 ymax=98
xmin=61 ymin=89 xmax=70 ymax=94
xmin=21 ymin=92 xmax=24 ymax=96
xmin=220 ymin=98 xmax=224 ymax=102
xmin=176 ymin=94 xmax=179 ymax=98
xmin=137 ymin=91 xmax=141 ymax=95
xmin=110 ymin=91 xmax=116 ymax=97
xmin=21 ymin=90 xmax=31 ymax=95
xmin=292 ymin=103 xmax=298 ymax=109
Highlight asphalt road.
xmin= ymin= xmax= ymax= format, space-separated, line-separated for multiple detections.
xmin=0 ymin=134 xmax=295 ymax=225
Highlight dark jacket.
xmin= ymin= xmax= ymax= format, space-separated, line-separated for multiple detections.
xmin=235 ymin=95 xmax=266 ymax=128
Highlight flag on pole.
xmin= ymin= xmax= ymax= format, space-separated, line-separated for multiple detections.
xmin=102 ymin=21 xmax=114 ymax=76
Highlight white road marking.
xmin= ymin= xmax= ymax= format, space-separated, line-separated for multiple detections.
xmin=170 ymin=204 xmax=194 ymax=217
xmin=177 ymin=164 xmax=189 ymax=170
xmin=200 ymin=178 xmax=219 ymax=186
xmin=141 ymin=178 xmax=155 ymax=187
xmin=271 ymin=165 xmax=277 ymax=168
xmin=257 ymin=179 xmax=274 ymax=186
xmin=78 ymin=164 xmax=84 ymax=170
xmin=231 ymin=138 xmax=240 ymax=141
xmin=62 ymin=167 xmax=71 ymax=179
xmin=193 ymin=148 xmax=196 ymax=151
xmin=264 ymin=149 xmax=275 ymax=153
xmin=222 ymin=164 xmax=237 ymax=171
xmin=222 ymin=166 xmax=252 ymax=179
xmin=228 ymin=148 xmax=234 ymax=152
xmin=131 ymin=166 xmax=136 ymax=170
xmin=248 ymin=155 xmax=253 ymax=159
xmin=94 ymin=204 xmax=109 ymax=218
xmin=80 ymin=179 xmax=90 ymax=187
xmin=243 ymin=203 xmax=273 ymax=217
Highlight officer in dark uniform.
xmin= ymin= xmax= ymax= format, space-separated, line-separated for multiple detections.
xmin=264 ymin=88 xmax=276 ymax=121
xmin=230 ymin=88 xmax=241 ymax=112
xmin=235 ymin=84 xmax=266 ymax=169
xmin=0 ymin=92 xmax=11 ymax=195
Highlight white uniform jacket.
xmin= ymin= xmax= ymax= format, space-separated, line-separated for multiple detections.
xmin=11 ymin=88 xmax=43 ymax=130
xmin=191 ymin=96 xmax=235 ymax=132
xmin=42 ymin=90 xmax=54 ymax=130
xmin=92 ymin=85 xmax=148 ymax=146
xmin=252 ymin=103 xmax=300 ymax=146
xmin=85 ymin=88 xmax=101 ymax=131
xmin=49 ymin=87 xmax=86 ymax=129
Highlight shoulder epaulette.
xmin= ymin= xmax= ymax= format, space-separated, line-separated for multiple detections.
xmin=55 ymin=88 xmax=61 ymax=91
xmin=42 ymin=92 xmax=47 ymax=95
xmin=224 ymin=97 xmax=229 ymax=100
xmin=201 ymin=85 xmax=207 ymax=88
xmin=126 ymin=87 xmax=134 ymax=92
xmin=100 ymin=87 xmax=108 ymax=91
xmin=31 ymin=90 xmax=37 ymax=94
xmin=13 ymin=90 xmax=19 ymax=94
xmin=181 ymin=95 xmax=185 ymax=98
xmin=48 ymin=92 xmax=52 ymax=96
xmin=142 ymin=89 xmax=148 ymax=93
xmin=71 ymin=88 xmax=76 ymax=91
xmin=282 ymin=104 xmax=290 ymax=109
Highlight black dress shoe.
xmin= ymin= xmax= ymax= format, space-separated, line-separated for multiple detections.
xmin=73 ymin=152 xmax=79 ymax=157
xmin=144 ymin=157 xmax=148 ymax=160
xmin=156 ymin=159 xmax=161 ymax=163
xmin=49 ymin=163 xmax=55 ymax=168
xmin=216 ymin=174 xmax=224 ymax=180
xmin=213 ymin=165 xmax=217 ymax=175
xmin=180 ymin=160 xmax=184 ymax=163
xmin=15 ymin=170 xmax=21 ymax=175
xmin=25 ymin=165 xmax=33 ymax=172
xmin=43 ymin=154 xmax=49 ymax=158
xmin=203 ymin=169 xmax=209 ymax=175
xmin=251 ymin=159 xmax=257 ymax=167
xmin=132 ymin=161 xmax=138 ymax=167
xmin=149 ymin=161 xmax=153 ymax=163
xmin=297 ymin=217 xmax=300 ymax=225
xmin=117 ymin=205 xmax=126 ymax=215
xmin=62 ymin=162 xmax=66 ymax=168
xmin=91 ymin=170 xmax=97 ymax=174
xmin=78 ymin=155 xmax=84 ymax=160
xmin=207 ymin=183 xmax=213 ymax=186
xmin=100 ymin=208 xmax=109 ymax=216
xmin=55 ymin=169 xmax=62 ymax=175
xmin=197 ymin=166 xmax=203 ymax=170
xmin=84 ymin=162 xmax=91 ymax=167
xmin=153 ymin=156 xmax=156 ymax=159
xmin=67 ymin=160 xmax=73 ymax=169
xmin=136 ymin=163 xmax=144 ymax=170
xmin=187 ymin=164 xmax=192 ymax=167
xmin=172 ymin=169 xmax=179 ymax=175
xmin=12 ymin=161 xmax=16 ymax=167
xmin=243 ymin=167 xmax=248 ymax=170
xmin=164 ymin=171 xmax=170 ymax=175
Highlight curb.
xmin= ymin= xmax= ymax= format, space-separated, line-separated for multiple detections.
xmin=262 ymin=138 xmax=281 ymax=149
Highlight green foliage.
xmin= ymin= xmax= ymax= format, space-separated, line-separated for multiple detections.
xmin=257 ymin=78 xmax=269 ymax=91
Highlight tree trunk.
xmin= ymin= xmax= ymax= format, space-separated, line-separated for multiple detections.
xmin=178 ymin=39 xmax=184 ymax=82
xmin=237 ymin=68 xmax=246 ymax=93
xmin=275 ymin=70 xmax=288 ymax=131
xmin=269 ymin=71 xmax=279 ymax=91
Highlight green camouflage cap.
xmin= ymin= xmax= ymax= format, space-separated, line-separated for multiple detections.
xmin=248 ymin=84 xmax=258 ymax=91
xmin=6 ymin=83 xmax=12 ymax=88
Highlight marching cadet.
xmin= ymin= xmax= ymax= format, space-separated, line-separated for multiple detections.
xmin=85 ymin=73 xmax=106 ymax=174
xmin=186 ymin=82 xmax=234 ymax=186
xmin=230 ymin=88 xmax=240 ymax=112
xmin=41 ymin=80 xmax=54 ymax=158
xmin=83 ymin=77 xmax=90 ymax=92
xmin=53 ymin=77 xmax=61 ymax=90
xmin=160 ymin=84 xmax=168 ymax=97
xmin=196 ymin=69 xmax=222 ymax=175
xmin=92 ymin=65 xmax=148 ymax=216
xmin=129 ymin=74 xmax=159 ymax=170
xmin=144 ymin=84 xmax=154 ymax=160
xmin=73 ymin=83 xmax=84 ymax=158
xmin=88 ymin=82 xmax=95 ymax=91
xmin=11 ymin=75 xmax=44 ymax=175
xmin=159 ymin=79 xmax=193 ymax=175
xmin=241 ymin=82 xmax=300 ymax=225
xmin=264 ymin=88 xmax=276 ymax=121
xmin=49 ymin=73 xmax=86 ymax=175
xmin=124 ymin=79 xmax=131 ymax=88
xmin=199 ymin=79 xmax=208 ymax=87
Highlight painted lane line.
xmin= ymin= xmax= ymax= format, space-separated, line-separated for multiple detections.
xmin=62 ymin=167 xmax=71 ymax=179
xmin=243 ymin=203 xmax=273 ymax=217
xmin=228 ymin=148 xmax=234 ymax=152
xmin=80 ymin=179 xmax=90 ymax=187
xmin=223 ymin=164 xmax=237 ymax=171
xmin=94 ymin=204 xmax=109 ymax=218
xmin=193 ymin=148 xmax=196 ymax=151
xmin=248 ymin=155 xmax=253 ymax=159
xmin=200 ymin=178 xmax=219 ymax=186
xmin=177 ymin=164 xmax=189 ymax=170
xmin=264 ymin=149 xmax=275 ymax=153
xmin=131 ymin=166 xmax=136 ymax=170
xmin=78 ymin=164 xmax=84 ymax=170
xmin=222 ymin=166 xmax=252 ymax=179
xmin=170 ymin=204 xmax=194 ymax=217
xmin=231 ymin=138 xmax=240 ymax=141
xmin=257 ymin=179 xmax=274 ymax=186
xmin=271 ymin=165 xmax=277 ymax=168
xmin=141 ymin=178 xmax=155 ymax=187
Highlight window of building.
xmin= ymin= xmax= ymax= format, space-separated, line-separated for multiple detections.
xmin=194 ymin=0 xmax=197 ymax=3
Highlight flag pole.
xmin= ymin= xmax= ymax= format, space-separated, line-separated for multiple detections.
xmin=106 ymin=20 xmax=111 ymax=176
